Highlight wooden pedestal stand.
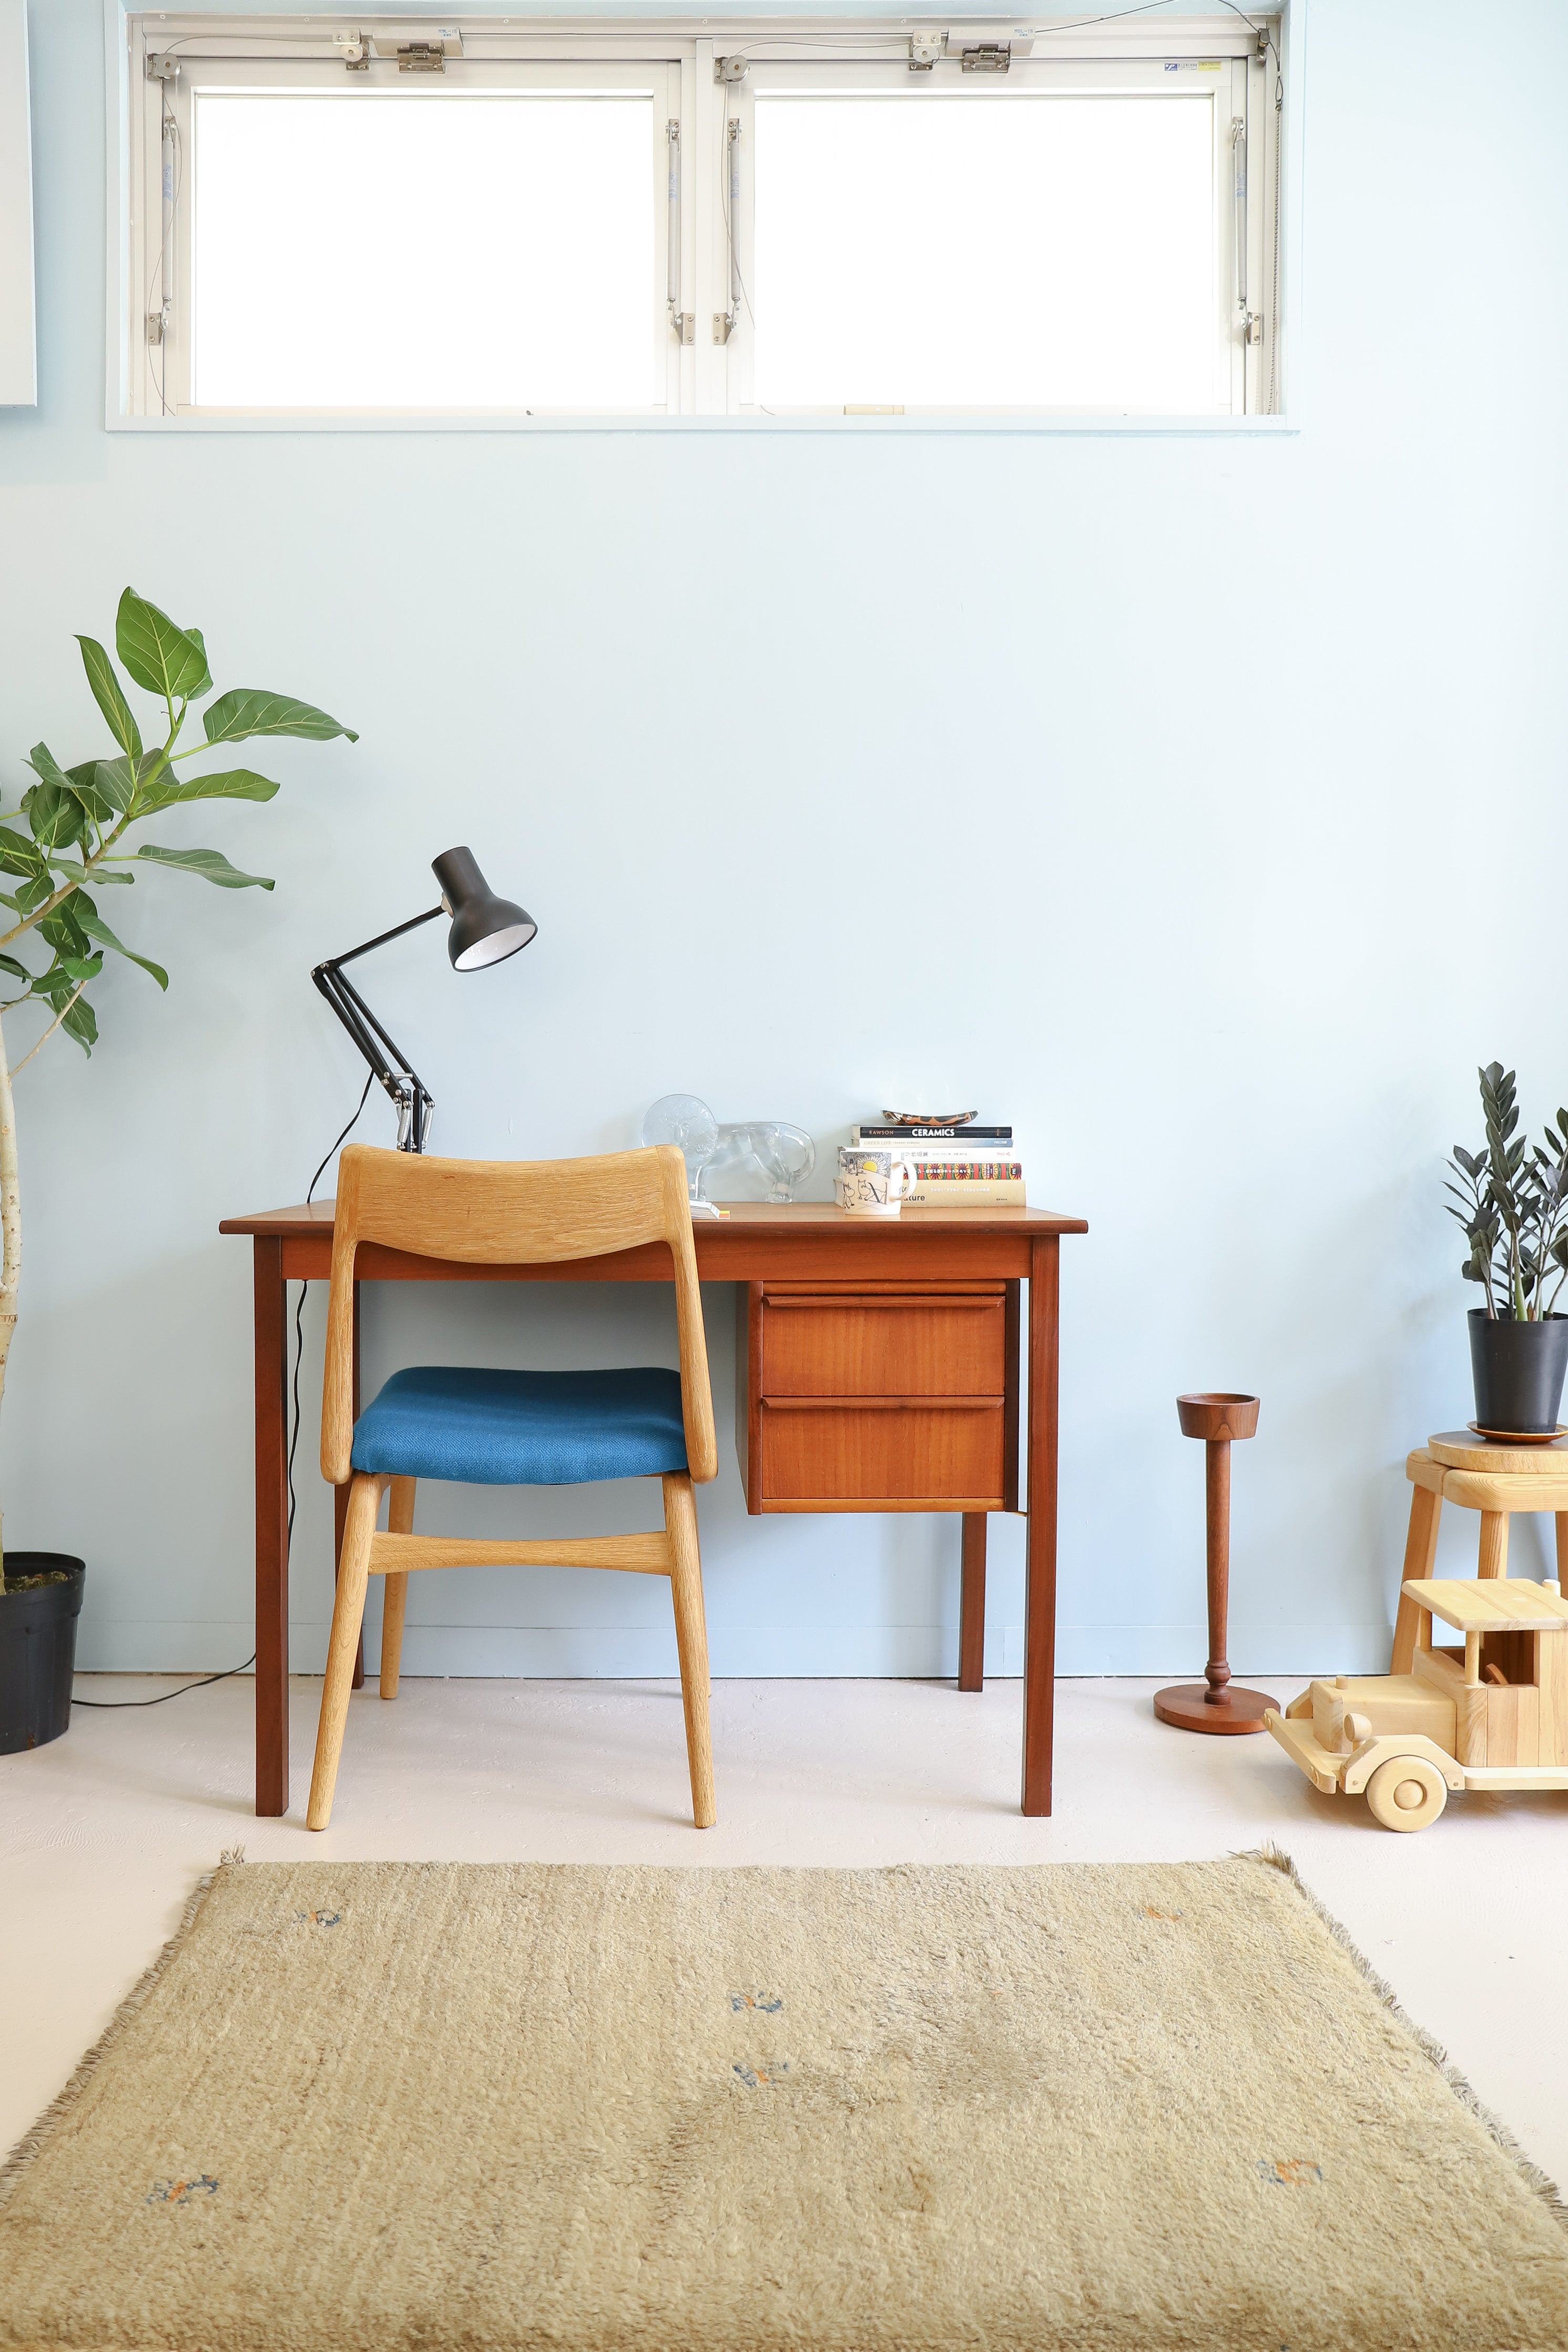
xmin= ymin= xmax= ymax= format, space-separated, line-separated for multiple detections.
xmin=1154 ymin=1392 xmax=1279 ymax=1736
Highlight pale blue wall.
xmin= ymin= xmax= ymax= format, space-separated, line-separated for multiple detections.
xmin=3 ymin=1 xmax=1566 ymax=1681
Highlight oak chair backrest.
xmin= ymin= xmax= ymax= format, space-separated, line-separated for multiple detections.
xmin=321 ymin=1144 xmax=717 ymax=1486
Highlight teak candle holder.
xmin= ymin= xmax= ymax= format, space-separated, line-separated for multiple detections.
xmin=1154 ymin=1392 xmax=1279 ymax=1736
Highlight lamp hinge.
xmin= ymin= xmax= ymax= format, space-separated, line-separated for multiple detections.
xmin=961 ymin=43 xmax=1010 ymax=72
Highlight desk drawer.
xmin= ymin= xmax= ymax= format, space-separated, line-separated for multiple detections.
xmin=757 ymin=1398 xmax=1006 ymax=1509
xmin=759 ymin=1291 xmax=1006 ymax=1398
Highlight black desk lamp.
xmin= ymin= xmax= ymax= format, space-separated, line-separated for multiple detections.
xmin=312 ymin=846 xmax=536 ymax=1153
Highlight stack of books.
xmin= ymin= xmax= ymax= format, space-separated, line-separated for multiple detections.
xmin=850 ymin=1121 xmax=1024 ymax=1208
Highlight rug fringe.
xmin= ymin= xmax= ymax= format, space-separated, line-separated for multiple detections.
xmin=0 ymin=1855 xmax=238 ymax=2213
xmin=1237 ymin=1842 xmax=1568 ymax=2234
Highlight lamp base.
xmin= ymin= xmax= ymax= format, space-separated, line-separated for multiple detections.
xmin=1153 ymin=1682 xmax=1279 ymax=1735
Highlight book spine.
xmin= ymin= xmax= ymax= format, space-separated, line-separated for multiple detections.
xmin=907 ymin=1160 xmax=1024 ymax=1181
xmin=904 ymin=1179 xmax=1026 ymax=1207
xmin=854 ymin=1126 xmax=1013 ymax=1142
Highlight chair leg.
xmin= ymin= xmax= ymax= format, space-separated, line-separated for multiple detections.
xmin=380 ymin=1475 xmax=415 ymax=1699
xmin=1477 ymin=1510 xmax=1510 ymax=1580
xmin=663 ymin=1471 xmax=716 ymax=1829
xmin=1392 ymin=1484 xmax=1441 ymax=1673
xmin=307 ymin=1473 xmax=383 ymax=1831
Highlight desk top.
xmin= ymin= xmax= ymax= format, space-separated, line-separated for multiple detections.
xmin=222 ymin=1198 xmax=1086 ymax=1284
xmin=220 ymin=1199 xmax=1089 ymax=1240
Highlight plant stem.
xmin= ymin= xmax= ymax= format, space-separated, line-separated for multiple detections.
xmin=10 ymin=979 xmax=89 ymax=1080
xmin=0 ymin=1007 xmax=16 ymax=1595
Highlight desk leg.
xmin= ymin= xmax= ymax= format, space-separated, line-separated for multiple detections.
xmin=959 ymin=1515 xmax=986 ymax=1691
xmin=332 ymin=1280 xmax=364 ymax=1691
xmin=254 ymin=1238 xmax=290 ymax=1817
xmin=1022 ymin=1235 xmax=1060 ymax=1816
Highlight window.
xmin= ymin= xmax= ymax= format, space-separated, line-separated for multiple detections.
xmin=122 ymin=16 xmax=1284 ymax=422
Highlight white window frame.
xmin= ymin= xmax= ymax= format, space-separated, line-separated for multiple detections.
xmin=108 ymin=9 xmax=1297 ymax=435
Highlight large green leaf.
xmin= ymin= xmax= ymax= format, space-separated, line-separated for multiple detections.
xmin=64 ymin=761 xmax=118 ymax=826
xmin=0 ymin=826 xmax=45 ymax=878
xmin=75 ymin=637 xmax=143 ymax=759
xmin=0 ymin=952 xmax=32 ymax=983
xmin=24 ymin=780 xmax=86 ymax=852
xmin=136 ymin=766 xmax=280 ymax=813
xmin=202 ymin=690 xmax=358 ymax=748
xmin=62 ymin=995 xmax=98 ymax=1054
xmin=96 ymin=750 xmax=167 ymax=814
xmin=72 ymin=896 xmax=168 ymax=989
xmin=39 ymin=897 xmax=91 ymax=960
xmin=135 ymin=844 xmax=275 ymax=890
xmin=115 ymin=590 xmax=211 ymax=704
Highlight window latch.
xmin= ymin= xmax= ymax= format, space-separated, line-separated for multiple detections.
xmin=960 ymin=44 xmax=1010 ymax=73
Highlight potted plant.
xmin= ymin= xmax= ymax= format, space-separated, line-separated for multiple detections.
xmin=1446 ymin=1061 xmax=1568 ymax=1436
xmin=1 ymin=590 xmax=354 ymax=1751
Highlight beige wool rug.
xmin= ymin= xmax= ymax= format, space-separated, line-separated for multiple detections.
xmin=2 ymin=1852 xmax=1565 ymax=2352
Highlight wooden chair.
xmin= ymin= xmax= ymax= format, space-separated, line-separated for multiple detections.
xmin=307 ymin=1143 xmax=718 ymax=1832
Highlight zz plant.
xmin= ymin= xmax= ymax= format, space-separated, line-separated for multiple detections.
xmin=1446 ymin=1061 xmax=1568 ymax=1321
xmin=0 ymin=589 xmax=354 ymax=1589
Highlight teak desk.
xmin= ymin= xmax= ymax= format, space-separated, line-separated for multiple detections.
xmin=219 ymin=1200 xmax=1087 ymax=1819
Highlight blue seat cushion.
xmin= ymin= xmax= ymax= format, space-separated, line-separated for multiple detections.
xmin=349 ymin=1365 xmax=689 ymax=1487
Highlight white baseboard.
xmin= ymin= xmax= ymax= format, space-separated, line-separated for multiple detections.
xmin=73 ymin=1620 xmax=1397 ymax=1681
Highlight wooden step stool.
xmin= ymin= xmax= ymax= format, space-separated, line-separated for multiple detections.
xmin=1392 ymin=1429 xmax=1568 ymax=1672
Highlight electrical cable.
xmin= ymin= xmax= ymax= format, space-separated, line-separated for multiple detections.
xmin=287 ymin=1072 xmax=375 ymax=1546
xmin=74 ymin=1073 xmax=375 ymax=1712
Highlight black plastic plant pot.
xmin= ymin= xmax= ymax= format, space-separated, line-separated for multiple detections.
xmin=0 ymin=1555 xmax=86 ymax=1753
xmin=1468 ymin=1311 xmax=1568 ymax=1435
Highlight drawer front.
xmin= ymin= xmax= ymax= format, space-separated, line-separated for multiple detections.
xmin=758 ymin=1400 xmax=1006 ymax=1507
xmin=759 ymin=1293 xmax=1006 ymax=1398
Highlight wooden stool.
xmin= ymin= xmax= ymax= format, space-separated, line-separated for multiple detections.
xmin=1391 ymin=1430 xmax=1568 ymax=1674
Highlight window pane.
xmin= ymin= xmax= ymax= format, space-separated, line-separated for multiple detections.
xmin=752 ymin=95 xmax=1217 ymax=411
xmin=192 ymin=94 xmax=655 ymax=408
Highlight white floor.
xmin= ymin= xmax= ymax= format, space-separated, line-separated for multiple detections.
xmin=4 ymin=1672 xmax=1566 ymax=2190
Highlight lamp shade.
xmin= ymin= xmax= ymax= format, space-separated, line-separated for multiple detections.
xmin=431 ymin=846 xmax=537 ymax=972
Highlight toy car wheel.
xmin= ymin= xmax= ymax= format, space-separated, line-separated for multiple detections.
xmin=1365 ymin=1756 xmax=1448 ymax=1832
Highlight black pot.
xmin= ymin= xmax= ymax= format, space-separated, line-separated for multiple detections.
xmin=0 ymin=1555 xmax=86 ymax=1753
xmin=1468 ymin=1311 xmax=1568 ymax=1435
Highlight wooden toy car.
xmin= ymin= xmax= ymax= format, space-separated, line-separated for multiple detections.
xmin=1264 ymin=1576 xmax=1568 ymax=1830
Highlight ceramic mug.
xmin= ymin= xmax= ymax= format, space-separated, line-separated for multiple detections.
xmin=836 ymin=1145 xmax=915 ymax=1217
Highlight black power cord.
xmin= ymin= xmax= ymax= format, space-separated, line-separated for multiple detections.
xmin=75 ymin=1073 xmax=377 ymax=1712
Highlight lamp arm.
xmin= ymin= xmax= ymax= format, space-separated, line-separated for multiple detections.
xmin=312 ymin=904 xmax=443 ymax=1153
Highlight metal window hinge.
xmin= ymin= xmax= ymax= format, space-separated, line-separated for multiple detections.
xmin=909 ymin=32 xmax=946 ymax=70
xmin=368 ymin=27 xmax=462 ymax=68
xmin=712 ymin=313 xmax=734 ymax=344
xmin=714 ymin=54 xmax=747 ymax=83
xmin=145 ymin=54 xmax=180 ymax=84
xmin=333 ymin=29 xmax=369 ymax=69
xmin=670 ymin=310 xmax=695 ymax=345
xmin=145 ymin=302 xmax=170 ymax=346
xmin=1243 ymin=310 xmax=1263 ymax=345
xmin=960 ymin=43 xmax=1010 ymax=72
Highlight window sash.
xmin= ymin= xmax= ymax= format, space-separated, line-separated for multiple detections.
xmin=135 ymin=54 xmax=685 ymax=416
xmin=720 ymin=56 xmax=1266 ymax=418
